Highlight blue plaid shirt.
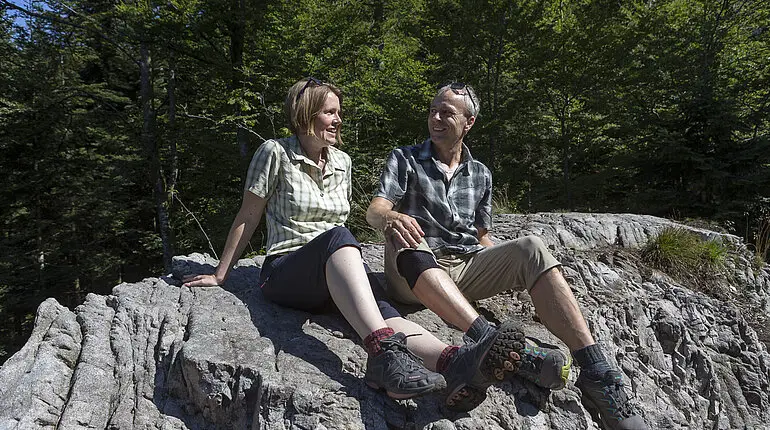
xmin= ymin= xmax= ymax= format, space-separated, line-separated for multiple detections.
xmin=375 ymin=139 xmax=492 ymax=255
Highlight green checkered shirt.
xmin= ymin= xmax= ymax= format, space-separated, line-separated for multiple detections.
xmin=245 ymin=136 xmax=351 ymax=256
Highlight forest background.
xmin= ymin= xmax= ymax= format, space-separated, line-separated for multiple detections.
xmin=1 ymin=0 xmax=768 ymax=363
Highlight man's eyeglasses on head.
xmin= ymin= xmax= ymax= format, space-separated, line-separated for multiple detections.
xmin=296 ymin=77 xmax=324 ymax=102
xmin=448 ymin=82 xmax=477 ymax=115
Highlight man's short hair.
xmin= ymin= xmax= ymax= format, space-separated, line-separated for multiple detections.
xmin=285 ymin=78 xmax=344 ymax=144
xmin=437 ymin=83 xmax=480 ymax=117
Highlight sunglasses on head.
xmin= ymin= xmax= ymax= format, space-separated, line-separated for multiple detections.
xmin=447 ymin=82 xmax=477 ymax=114
xmin=296 ymin=77 xmax=324 ymax=102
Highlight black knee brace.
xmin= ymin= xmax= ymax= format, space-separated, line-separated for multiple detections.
xmin=396 ymin=250 xmax=439 ymax=289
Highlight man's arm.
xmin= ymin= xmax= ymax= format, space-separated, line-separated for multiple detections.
xmin=366 ymin=197 xmax=424 ymax=249
xmin=477 ymin=227 xmax=495 ymax=248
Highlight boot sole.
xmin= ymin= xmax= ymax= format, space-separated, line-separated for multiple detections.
xmin=445 ymin=385 xmax=488 ymax=412
xmin=479 ymin=320 xmax=528 ymax=383
xmin=443 ymin=328 xmax=502 ymax=410
xmin=479 ymin=322 xmax=573 ymax=390
xmin=366 ymin=378 xmax=447 ymax=400
xmin=556 ymin=355 xmax=572 ymax=389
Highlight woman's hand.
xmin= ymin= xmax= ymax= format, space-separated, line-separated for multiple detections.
xmin=182 ymin=273 xmax=224 ymax=288
xmin=184 ymin=192 xmax=267 ymax=289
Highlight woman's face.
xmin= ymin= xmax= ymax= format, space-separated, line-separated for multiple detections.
xmin=312 ymin=92 xmax=342 ymax=145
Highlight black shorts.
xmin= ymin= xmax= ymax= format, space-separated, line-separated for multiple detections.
xmin=258 ymin=226 xmax=400 ymax=319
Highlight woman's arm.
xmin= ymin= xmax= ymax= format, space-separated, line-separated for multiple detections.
xmin=183 ymin=191 xmax=268 ymax=287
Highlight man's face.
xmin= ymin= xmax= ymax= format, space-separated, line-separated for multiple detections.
xmin=427 ymin=90 xmax=475 ymax=147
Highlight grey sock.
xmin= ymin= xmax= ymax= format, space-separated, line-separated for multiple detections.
xmin=465 ymin=315 xmax=492 ymax=343
xmin=573 ymin=344 xmax=612 ymax=377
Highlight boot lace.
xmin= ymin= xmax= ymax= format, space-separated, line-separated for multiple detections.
xmin=380 ymin=333 xmax=425 ymax=369
xmin=596 ymin=372 xmax=637 ymax=420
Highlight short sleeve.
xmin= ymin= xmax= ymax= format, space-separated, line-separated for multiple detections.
xmin=346 ymin=159 xmax=352 ymax=200
xmin=474 ymin=167 xmax=493 ymax=229
xmin=244 ymin=140 xmax=283 ymax=199
xmin=374 ymin=148 xmax=409 ymax=205
xmin=334 ymin=150 xmax=352 ymax=201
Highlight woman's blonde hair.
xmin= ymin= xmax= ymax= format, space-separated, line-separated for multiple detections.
xmin=285 ymin=78 xmax=343 ymax=145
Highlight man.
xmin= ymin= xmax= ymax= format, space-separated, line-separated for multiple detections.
xmin=366 ymin=83 xmax=648 ymax=430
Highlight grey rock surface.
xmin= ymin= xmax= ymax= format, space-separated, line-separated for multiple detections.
xmin=1 ymin=213 xmax=769 ymax=429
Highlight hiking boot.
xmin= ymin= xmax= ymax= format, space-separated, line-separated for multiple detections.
xmin=445 ymin=385 xmax=488 ymax=412
xmin=365 ymin=332 xmax=447 ymax=399
xmin=442 ymin=320 xmax=499 ymax=411
xmin=444 ymin=320 xmax=571 ymax=412
xmin=478 ymin=321 xmax=572 ymax=389
xmin=576 ymin=369 xmax=649 ymax=430
xmin=505 ymin=336 xmax=572 ymax=389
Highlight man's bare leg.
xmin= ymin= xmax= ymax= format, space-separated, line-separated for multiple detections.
xmin=529 ymin=267 xmax=595 ymax=351
xmin=411 ymin=268 xmax=479 ymax=332
xmin=529 ymin=269 xmax=650 ymax=429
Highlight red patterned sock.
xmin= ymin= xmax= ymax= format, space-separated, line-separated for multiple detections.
xmin=363 ymin=327 xmax=396 ymax=356
xmin=436 ymin=345 xmax=460 ymax=374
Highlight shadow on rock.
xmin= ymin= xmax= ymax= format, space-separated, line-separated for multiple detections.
xmin=166 ymin=256 xmax=445 ymax=429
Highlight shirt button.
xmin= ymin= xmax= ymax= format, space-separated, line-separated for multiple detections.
xmin=320 ymin=193 xmax=324 ymax=196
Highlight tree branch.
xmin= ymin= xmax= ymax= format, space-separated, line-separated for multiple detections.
xmin=0 ymin=0 xmax=140 ymax=66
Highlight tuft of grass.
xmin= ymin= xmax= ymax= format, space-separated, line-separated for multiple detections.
xmin=492 ymin=187 xmax=521 ymax=215
xmin=701 ymin=240 xmax=728 ymax=266
xmin=641 ymin=227 xmax=729 ymax=296
xmin=752 ymin=218 xmax=770 ymax=268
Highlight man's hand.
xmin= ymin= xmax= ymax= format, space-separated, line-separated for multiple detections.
xmin=477 ymin=228 xmax=495 ymax=247
xmin=367 ymin=196 xmax=424 ymax=249
xmin=385 ymin=212 xmax=424 ymax=249
xmin=182 ymin=273 xmax=224 ymax=288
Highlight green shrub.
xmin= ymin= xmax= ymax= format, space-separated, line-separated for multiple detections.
xmin=701 ymin=240 xmax=728 ymax=266
xmin=347 ymin=175 xmax=384 ymax=244
xmin=641 ymin=227 xmax=729 ymax=296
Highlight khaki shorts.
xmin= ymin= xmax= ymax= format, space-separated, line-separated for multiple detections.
xmin=384 ymin=235 xmax=561 ymax=305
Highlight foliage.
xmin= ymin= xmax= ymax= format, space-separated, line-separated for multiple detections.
xmin=752 ymin=217 xmax=770 ymax=267
xmin=1 ymin=0 xmax=769 ymax=363
xmin=492 ymin=187 xmax=521 ymax=215
xmin=641 ymin=227 xmax=730 ymax=296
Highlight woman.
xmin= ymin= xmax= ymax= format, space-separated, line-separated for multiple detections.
xmin=182 ymin=78 xmax=447 ymax=400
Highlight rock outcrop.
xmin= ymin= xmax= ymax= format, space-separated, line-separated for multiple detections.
xmin=1 ymin=213 xmax=769 ymax=429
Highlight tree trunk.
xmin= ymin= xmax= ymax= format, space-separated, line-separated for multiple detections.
xmin=487 ymin=12 xmax=507 ymax=166
xmin=560 ymin=100 xmax=572 ymax=210
xmin=73 ymin=277 xmax=82 ymax=307
xmin=168 ymin=52 xmax=178 ymax=193
xmin=140 ymin=40 xmax=173 ymax=271
xmin=229 ymin=0 xmax=248 ymax=158
xmin=34 ymin=160 xmax=42 ymax=298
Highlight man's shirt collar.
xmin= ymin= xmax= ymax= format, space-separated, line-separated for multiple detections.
xmin=418 ymin=139 xmax=475 ymax=166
